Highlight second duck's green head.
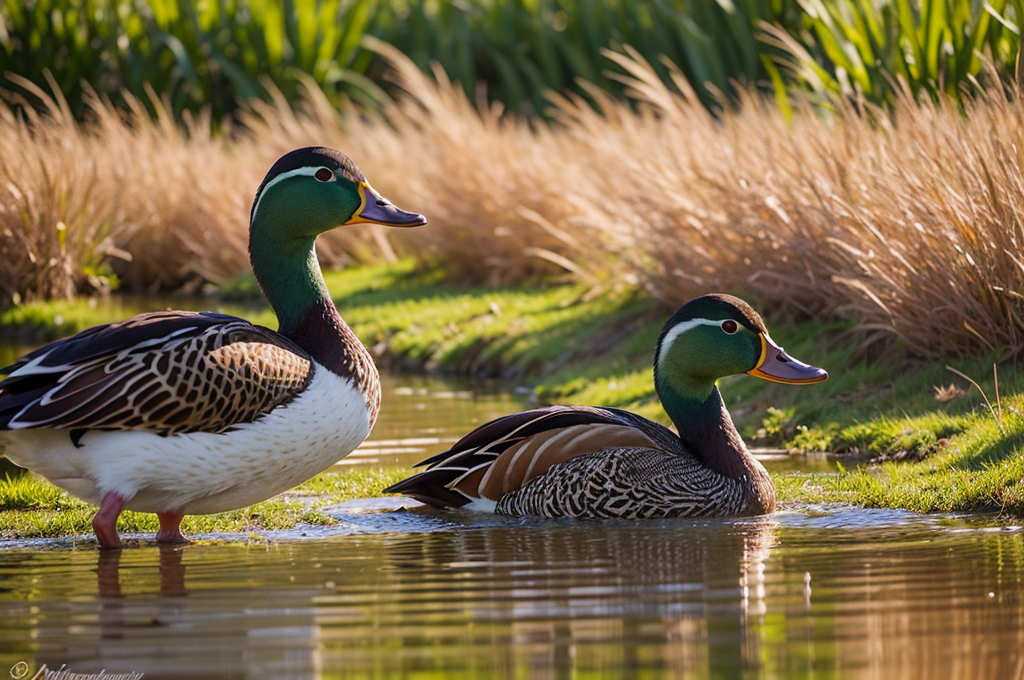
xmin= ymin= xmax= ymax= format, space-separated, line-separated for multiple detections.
xmin=249 ymin=146 xmax=426 ymax=240
xmin=654 ymin=294 xmax=828 ymax=403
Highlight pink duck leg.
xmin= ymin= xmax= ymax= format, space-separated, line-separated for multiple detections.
xmin=155 ymin=510 xmax=190 ymax=544
xmin=92 ymin=491 xmax=126 ymax=549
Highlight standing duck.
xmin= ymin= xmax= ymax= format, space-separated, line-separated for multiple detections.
xmin=0 ymin=147 xmax=426 ymax=548
xmin=385 ymin=294 xmax=826 ymax=518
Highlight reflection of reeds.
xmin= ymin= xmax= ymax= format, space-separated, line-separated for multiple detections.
xmin=3 ymin=48 xmax=1024 ymax=359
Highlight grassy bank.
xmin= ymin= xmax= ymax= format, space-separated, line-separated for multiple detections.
xmin=0 ymin=466 xmax=409 ymax=542
xmin=2 ymin=261 xmax=1024 ymax=540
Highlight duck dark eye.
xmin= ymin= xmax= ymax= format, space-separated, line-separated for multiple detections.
xmin=314 ymin=168 xmax=333 ymax=182
xmin=721 ymin=320 xmax=738 ymax=334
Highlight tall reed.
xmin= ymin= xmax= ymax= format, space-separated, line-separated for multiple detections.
xmin=2 ymin=47 xmax=1023 ymax=360
xmin=764 ymin=0 xmax=1023 ymax=106
xmin=0 ymin=0 xmax=385 ymax=121
xmin=331 ymin=46 xmax=1024 ymax=359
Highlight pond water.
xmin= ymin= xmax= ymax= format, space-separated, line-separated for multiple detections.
xmin=1 ymin=508 xmax=1023 ymax=679
xmin=344 ymin=373 xmax=534 ymax=469
xmin=1 ymin=362 xmax=1023 ymax=678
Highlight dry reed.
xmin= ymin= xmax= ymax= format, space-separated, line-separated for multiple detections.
xmin=566 ymin=51 xmax=1024 ymax=359
xmin=2 ymin=47 xmax=1023 ymax=359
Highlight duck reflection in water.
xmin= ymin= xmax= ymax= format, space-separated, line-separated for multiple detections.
xmin=84 ymin=517 xmax=776 ymax=676
xmin=382 ymin=516 xmax=778 ymax=676
xmin=92 ymin=545 xmax=188 ymax=649
xmin=0 ymin=511 xmax=784 ymax=680
xmin=95 ymin=544 xmax=188 ymax=601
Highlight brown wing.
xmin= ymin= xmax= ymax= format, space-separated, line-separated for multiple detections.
xmin=459 ymin=424 xmax=661 ymax=500
xmin=0 ymin=312 xmax=313 ymax=435
xmin=384 ymin=403 xmax=667 ymax=508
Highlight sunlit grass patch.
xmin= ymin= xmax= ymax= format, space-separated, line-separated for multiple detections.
xmin=0 ymin=473 xmax=72 ymax=511
xmin=0 ymin=466 xmax=408 ymax=541
xmin=776 ymin=399 xmax=1024 ymax=516
xmin=293 ymin=466 xmax=408 ymax=499
xmin=0 ymin=298 xmax=151 ymax=343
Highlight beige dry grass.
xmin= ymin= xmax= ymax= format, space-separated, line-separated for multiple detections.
xmin=576 ymin=52 xmax=1024 ymax=359
xmin=0 ymin=76 xmax=248 ymax=298
xmin=1 ymin=48 xmax=1023 ymax=359
xmin=240 ymin=41 xmax=621 ymax=286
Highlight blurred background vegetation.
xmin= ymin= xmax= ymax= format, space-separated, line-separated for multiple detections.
xmin=2 ymin=0 xmax=1024 ymax=362
xmin=1 ymin=0 xmax=1021 ymax=122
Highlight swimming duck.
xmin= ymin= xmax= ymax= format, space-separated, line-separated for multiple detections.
xmin=0 ymin=147 xmax=426 ymax=548
xmin=385 ymin=294 xmax=826 ymax=518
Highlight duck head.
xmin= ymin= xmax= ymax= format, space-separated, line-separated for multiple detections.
xmin=248 ymin=147 xmax=426 ymax=336
xmin=250 ymin=147 xmax=426 ymax=239
xmin=654 ymin=294 xmax=827 ymax=405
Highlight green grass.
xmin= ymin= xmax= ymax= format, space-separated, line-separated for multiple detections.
xmin=776 ymin=397 xmax=1024 ymax=514
xmin=774 ymin=0 xmax=1023 ymax=109
xmin=3 ymin=261 xmax=1024 ymax=540
xmin=0 ymin=467 xmax=407 ymax=541
xmin=0 ymin=297 xmax=149 ymax=343
xmin=0 ymin=0 xmax=386 ymax=122
xmin=4 ymin=0 xmax=1020 ymax=124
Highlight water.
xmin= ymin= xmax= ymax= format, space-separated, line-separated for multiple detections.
xmin=346 ymin=373 xmax=533 ymax=468
xmin=1 ymin=509 xmax=1023 ymax=679
xmin=2 ymin=343 xmax=1024 ymax=677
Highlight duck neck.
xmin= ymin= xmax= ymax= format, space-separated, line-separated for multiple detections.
xmin=250 ymin=231 xmax=380 ymax=420
xmin=251 ymin=234 xmax=330 ymax=337
xmin=656 ymin=376 xmax=774 ymax=510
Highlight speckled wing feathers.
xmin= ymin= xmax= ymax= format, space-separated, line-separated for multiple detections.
xmin=470 ymin=424 xmax=661 ymax=500
xmin=495 ymin=447 xmax=748 ymax=519
xmin=0 ymin=311 xmax=313 ymax=435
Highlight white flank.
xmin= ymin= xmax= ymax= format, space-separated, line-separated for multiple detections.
xmin=0 ymin=365 xmax=371 ymax=514
xmin=462 ymin=497 xmax=498 ymax=513
xmin=657 ymin=318 xmax=724 ymax=367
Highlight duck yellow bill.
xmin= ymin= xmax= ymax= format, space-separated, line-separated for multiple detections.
xmin=345 ymin=182 xmax=427 ymax=227
xmin=747 ymin=333 xmax=828 ymax=385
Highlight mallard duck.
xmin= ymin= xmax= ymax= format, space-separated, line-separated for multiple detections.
xmin=385 ymin=294 xmax=826 ymax=518
xmin=0 ymin=147 xmax=426 ymax=548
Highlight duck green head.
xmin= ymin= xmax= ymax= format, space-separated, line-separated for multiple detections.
xmin=250 ymin=146 xmax=426 ymax=238
xmin=653 ymin=294 xmax=827 ymax=407
xmin=248 ymin=147 xmax=426 ymax=334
